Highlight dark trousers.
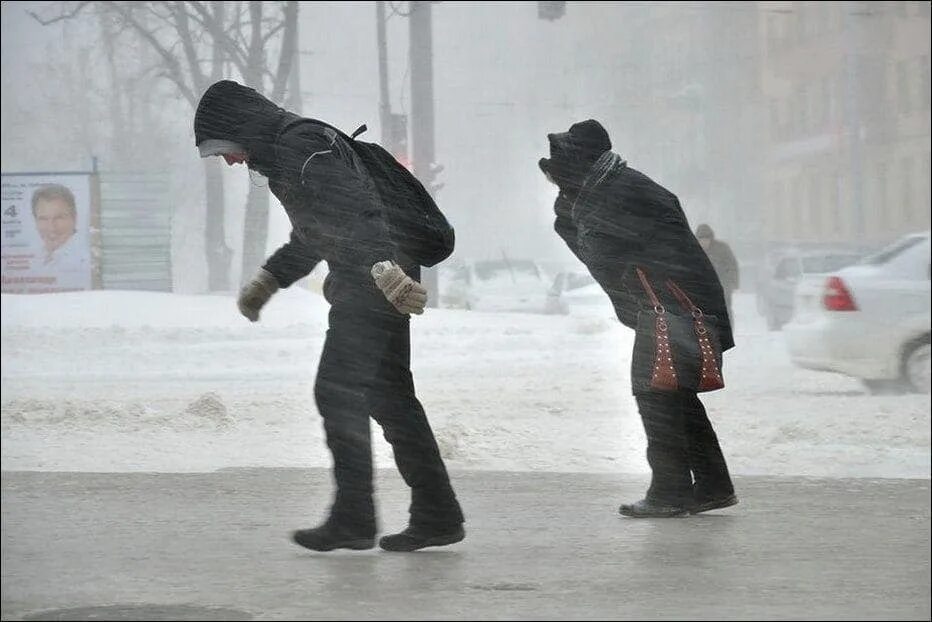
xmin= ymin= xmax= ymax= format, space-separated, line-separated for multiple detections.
xmin=724 ymin=288 xmax=734 ymax=329
xmin=314 ymin=304 xmax=463 ymax=535
xmin=634 ymin=391 xmax=734 ymax=506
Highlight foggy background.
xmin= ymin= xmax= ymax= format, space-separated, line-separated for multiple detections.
xmin=3 ymin=1 xmax=928 ymax=293
xmin=2 ymin=5 xmax=930 ymax=617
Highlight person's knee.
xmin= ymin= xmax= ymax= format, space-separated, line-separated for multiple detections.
xmin=315 ymin=373 xmax=366 ymax=413
xmin=313 ymin=375 xmax=333 ymax=408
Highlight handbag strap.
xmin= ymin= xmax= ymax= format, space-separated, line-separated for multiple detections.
xmin=635 ymin=267 xmax=664 ymax=314
xmin=667 ymin=280 xmax=703 ymax=318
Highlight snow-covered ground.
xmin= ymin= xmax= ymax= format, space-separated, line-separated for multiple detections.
xmin=1 ymin=289 xmax=929 ymax=478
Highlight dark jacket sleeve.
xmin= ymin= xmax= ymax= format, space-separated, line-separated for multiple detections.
xmin=570 ymin=175 xmax=666 ymax=328
xmin=576 ymin=228 xmax=641 ymax=327
xmin=263 ymin=229 xmax=322 ymax=288
xmin=553 ymin=191 xmax=639 ymax=325
xmin=553 ymin=193 xmax=585 ymax=263
xmin=276 ymin=126 xmax=396 ymax=275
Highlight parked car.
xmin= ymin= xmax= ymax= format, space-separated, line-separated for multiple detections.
xmin=784 ymin=231 xmax=931 ymax=394
xmin=439 ymin=258 xmax=556 ymax=314
xmin=757 ymin=248 xmax=864 ymax=330
xmin=545 ymin=271 xmax=614 ymax=317
xmin=438 ymin=262 xmax=473 ymax=310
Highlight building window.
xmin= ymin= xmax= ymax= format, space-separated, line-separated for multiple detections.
xmin=925 ymin=153 xmax=932 ymax=217
xmin=833 ymin=74 xmax=845 ymax=125
xmin=767 ymin=15 xmax=780 ymax=52
xmin=802 ymin=86 xmax=811 ymax=135
xmin=808 ymin=174 xmax=822 ymax=235
xmin=800 ymin=2 xmax=813 ymax=40
xmin=790 ymin=89 xmax=805 ymax=137
xmin=831 ymin=2 xmax=845 ymax=31
xmin=829 ymin=173 xmax=841 ymax=237
xmin=769 ymin=98 xmax=780 ymax=139
xmin=782 ymin=97 xmax=791 ymax=140
xmin=897 ymin=60 xmax=912 ymax=113
xmin=818 ymin=77 xmax=830 ymax=126
xmin=795 ymin=1 xmax=806 ymax=42
xmin=814 ymin=1 xmax=829 ymax=34
xmin=921 ymin=56 xmax=930 ymax=110
xmin=902 ymin=156 xmax=914 ymax=228
xmin=772 ymin=181 xmax=785 ymax=237
xmin=876 ymin=162 xmax=888 ymax=231
xmin=876 ymin=162 xmax=888 ymax=209
xmin=793 ymin=175 xmax=806 ymax=239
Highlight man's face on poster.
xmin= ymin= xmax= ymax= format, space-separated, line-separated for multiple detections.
xmin=34 ymin=197 xmax=76 ymax=254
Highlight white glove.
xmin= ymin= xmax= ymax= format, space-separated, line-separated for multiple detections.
xmin=237 ymin=268 xmax=279 ymax=322
xmin=371 ymin=260 xmax=428 ymax=315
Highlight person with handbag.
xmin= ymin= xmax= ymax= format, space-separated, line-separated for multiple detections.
xmin=194 ymin=80 xmax=464 ymax=551
xmin=540 ymin=120 xmax=738 ymax=518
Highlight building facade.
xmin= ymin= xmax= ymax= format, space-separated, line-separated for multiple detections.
xmin=759 ymin=0 xmax=931 ymax=248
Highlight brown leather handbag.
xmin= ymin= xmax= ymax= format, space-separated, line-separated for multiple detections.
xmin=632 ymin=267 xmax=725 ymax=393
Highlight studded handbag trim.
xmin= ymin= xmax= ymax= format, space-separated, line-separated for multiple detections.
xmin=666 ymin=279 xmax=724 ymax=392
xmin=635 ymin=267 xmax=724 ymax=392
xmin=636 ymin=268 xmax=678 ymax=391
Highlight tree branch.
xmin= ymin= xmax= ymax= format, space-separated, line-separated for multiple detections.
xmin=209 ymin=0 xmax=226 ymax=82
xmin=28 ymin=1 xmax=93 ymax=25
xmin=108 ymin=3 xmax=196 ymax=105
xmin=172 ymin=1 xmax=208 ymax=94
xmin=140 ymin=2 xmax=177 ymax=32
xmin=185 ymin=1 xmax=248 ymax=75
xmin=269 ymin=1 xmax=297 ymax=104
xmin=231 ymin=1 xmax=248 ymax=51
xmin=261 ymin=20 xmax=285 ymax=46
xmin=242 ymin=0 xmax=265 ymax=88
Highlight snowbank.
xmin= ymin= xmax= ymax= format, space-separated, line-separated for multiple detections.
xmin=2 ymin=290 xmax=929 ymax=478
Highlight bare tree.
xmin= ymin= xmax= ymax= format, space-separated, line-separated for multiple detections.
xmin=33 ymin=1 xmax=300 ymax=290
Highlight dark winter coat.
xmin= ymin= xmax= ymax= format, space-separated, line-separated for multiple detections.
xmin=194 ymin=80 xmax=397 ymax=307
xmin=551 ymin=150 xmax=735 ymax=352
xmin=704 ymin=239 xmax=740 ymax=294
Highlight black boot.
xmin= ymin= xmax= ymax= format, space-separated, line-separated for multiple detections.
xmin=291 ymin=522 xmax=375 ymax=552
xmin=619 ymin=498 xmax=689 ymax=518
xmin=379 ymin=524 xmax=465 ymax=552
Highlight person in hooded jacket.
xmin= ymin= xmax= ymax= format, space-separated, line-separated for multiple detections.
xmin=194 ymin=80 xmax=464 ymax=551
xmin=540 ymin=120 xmax=738 ymax=517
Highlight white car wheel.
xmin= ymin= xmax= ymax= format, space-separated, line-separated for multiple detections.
xmin=904 ymin=341 xmax=931 ymax=394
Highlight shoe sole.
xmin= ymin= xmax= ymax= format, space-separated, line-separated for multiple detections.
xmin=291 ymin=533 xmax=375 ymax=552
xmin=618 ymin=507 xmax=690 ymax=518
xmin=690 ymin=495 xmax=739 ymax=515
xmin=379 ymin=530 xmax=466 ymax=552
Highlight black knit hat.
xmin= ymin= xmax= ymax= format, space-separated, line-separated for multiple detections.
xmin=539 ymin=119 xmax=612 ymax=190
xmin=566 ymin=119 xmax=612 ymax=161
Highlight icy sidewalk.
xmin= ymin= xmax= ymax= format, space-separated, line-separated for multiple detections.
xmin=2 ymin=469 xmax=929 ymax=621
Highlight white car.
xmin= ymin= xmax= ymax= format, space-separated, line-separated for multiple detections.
xmin=545 ymin=271 xmax=616 ymax=317
xmin=439 ymin=259 xmax=557 ymax=314
xmin=756 ymin=248 xmax=864 ymax=330
xmin=784 ymin=231 xmax=931 ymax=394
